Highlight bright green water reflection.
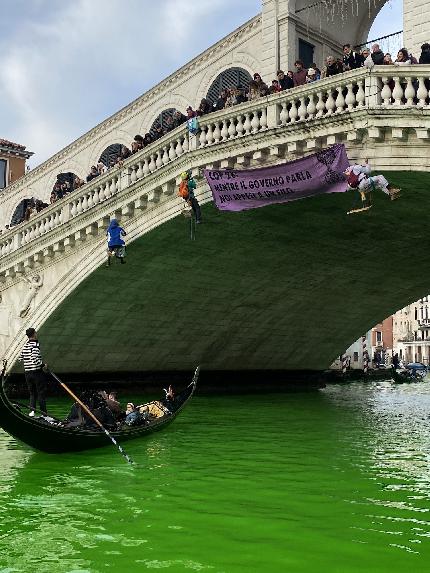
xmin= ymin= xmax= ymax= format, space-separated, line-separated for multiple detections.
xmin=1 ymin=381 xmax=430 ymax=573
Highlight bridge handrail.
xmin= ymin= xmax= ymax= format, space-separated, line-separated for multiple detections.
xmin=1 ymin=65 xmax=430 ymax=262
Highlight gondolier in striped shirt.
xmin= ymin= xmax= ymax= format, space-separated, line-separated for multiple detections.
xmin=20 ymin=327 xmax=48 ymax=417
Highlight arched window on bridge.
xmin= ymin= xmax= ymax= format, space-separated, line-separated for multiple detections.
xmin=149 ymin=108 xmax=179 ymax=138
xmin=51 ymin=172 xmax=82 ymax=202
xmin=206 ymin=68 xmax=252 ymax=105
xmin=10 ymin=197 xmax=48 ymax=227
xmin=98 ymin=143 xmax=130 ymax=169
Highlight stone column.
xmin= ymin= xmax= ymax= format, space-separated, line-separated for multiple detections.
xmin=403 ymin=0 xmax=430 ymax=59
xmin=261 ymin=0 xmax=295 ymax=81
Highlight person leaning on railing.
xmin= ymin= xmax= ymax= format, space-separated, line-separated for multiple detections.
xmin=305 ymin=69 xmax=319 ymax=83
xmin=214 ymin=89 xmax=228 ymax=111
xmin=252 ymin=72 xmax=269 ymax=96
xmin=196 ymin=98 xmax=212 ymax=116
xmin=419 ymin=43 xmax=430 ymax=64
xmin=86 ymin=165 xmax=100 ymax=183
xmin=394 ymin=48 xmax=411 ymax=66
xmin=269 ymin=79 xmax=282 ymax=93
xmin=172 ymin=110 xmax=187 ymax=128
xmin=363 ymin=44 xmax=384 ymax=68
xmin=293 ymin=60 xmax=307 ymax=86
xmin=342 ymin=43 xmax=363 ymax=71
xmin=321 ymin=56 xmax=343 ymax=79
xmin=360 ymin=47 xmax=370 ymax=64
xmin=276 ymin=70 xmax=294 ymax=90
xmin=247 ymin=80 xmax=261 ymax=101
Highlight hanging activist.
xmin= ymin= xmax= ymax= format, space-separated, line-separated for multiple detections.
xmin=178 ymin=170 xmax=202 ymax=224
xmin=106 ymin=219 xmax=127 ymax=266
xmin=344 ymin=160 xmax=401 ymax=215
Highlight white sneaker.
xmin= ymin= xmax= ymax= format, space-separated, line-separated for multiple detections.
xmin=29 ymin=410 xmax=35 ymax=417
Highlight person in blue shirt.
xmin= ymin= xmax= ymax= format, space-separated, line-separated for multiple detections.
xmin=106 ymin=219 xmax=127 ymax=267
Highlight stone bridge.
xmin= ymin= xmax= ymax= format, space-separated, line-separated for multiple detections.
xmin=1 ymin=0 xmax=430 ymax=375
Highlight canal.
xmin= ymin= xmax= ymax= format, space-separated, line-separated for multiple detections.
xmin=1 ymin=380 xmax=430 ymax=572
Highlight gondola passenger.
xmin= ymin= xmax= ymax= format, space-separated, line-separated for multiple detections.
xmin=100 ymin=390 xmax=122 ymax=420
xmin=64 ymin=390 xmax=116 ymax=429
xmin=124 ymin=402 xmax=149 ymax=426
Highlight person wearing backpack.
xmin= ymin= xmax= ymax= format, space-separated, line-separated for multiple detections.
xmin=345 ymin=160 xmax=401 ymax=201
xmin=178 ymin=171 xmax=202 ymax=223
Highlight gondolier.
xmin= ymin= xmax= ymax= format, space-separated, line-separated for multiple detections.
xmin=20 ymin=327 xmax=48 ymax=416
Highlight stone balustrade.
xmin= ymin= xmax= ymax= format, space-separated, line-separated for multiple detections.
xmin=1 ymin=65 xmax=430 ymax=275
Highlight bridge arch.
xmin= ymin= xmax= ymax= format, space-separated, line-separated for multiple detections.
xmin=5 ymin=177 xmax=430 ymax=375
xmin=294 ymin=0 xmax=397 ymax=49
xmin=4 ymin=189 xmax=196 ymax=368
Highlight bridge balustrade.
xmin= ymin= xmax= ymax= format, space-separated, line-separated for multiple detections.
xmin=1 ymin=66 xmax=430 ymax=269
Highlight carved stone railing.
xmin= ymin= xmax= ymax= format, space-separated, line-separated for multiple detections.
xmin=1 ymin=65 xmax=430 ymax=273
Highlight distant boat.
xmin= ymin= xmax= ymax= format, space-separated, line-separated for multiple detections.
xmin=0 ymin=367 xmax=199 ymax=454
xmin=391 ymin=365 xmax=427 ymax=384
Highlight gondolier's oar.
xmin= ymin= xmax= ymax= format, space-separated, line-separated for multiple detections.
xmin=49 ymin=370 xmax=134 ymax=465
xmin=1 ymin=359 xmax=8 ymax=383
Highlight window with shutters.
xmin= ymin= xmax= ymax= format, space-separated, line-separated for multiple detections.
xmin=206 ymin=68 xmax=253 ymax=105
xmin=0 ymin=159 xmax=7 ymax=189
xmin=99 ymin=144 xmax=123 ymax=168
xmin=149 ymin=108 xmax=179 ymax=137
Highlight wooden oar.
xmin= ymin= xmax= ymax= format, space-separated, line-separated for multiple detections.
xmin=1 ymin=359 xmax=7 ymax=382
xmin=49 ymin=370 xmax=133 ymax=465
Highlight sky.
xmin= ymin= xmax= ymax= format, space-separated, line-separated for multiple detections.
xmin=0 ymin=0 xmax=402 ymax=168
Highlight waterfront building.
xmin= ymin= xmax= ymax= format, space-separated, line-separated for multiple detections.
xmin=0 ymin=139 xmax=33 ymax=191
xmin=371 ymin=317 xmax=393 ymax=366
xmin=393 ymin=296 xmax=430 ymax=364
xmin=332 ymin=331 xmax=372 ymax=371
xmin=339 ymin=297 xmax=430 ymax=371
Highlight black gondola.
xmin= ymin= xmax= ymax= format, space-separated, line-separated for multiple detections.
xmin=391 ymin=365 xmax=425 ymax=384
xmin=0 ymin=366 xmax=199 ymax=454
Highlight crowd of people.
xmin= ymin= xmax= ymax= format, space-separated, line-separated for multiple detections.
xmin=63 ymin=387 xmax=175 ymax=429
xmin=3 ymin=40 xmax=429 ymax=234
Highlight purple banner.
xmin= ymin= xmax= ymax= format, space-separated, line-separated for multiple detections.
xmin=204 ymin=144 xmax=350 ymax=212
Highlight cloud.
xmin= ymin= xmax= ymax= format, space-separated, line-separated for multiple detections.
xmin=0 ymin=0 xmax=260 ymax=167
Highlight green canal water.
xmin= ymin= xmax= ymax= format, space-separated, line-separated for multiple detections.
xmin=1 ymin=380 xmax=430 ymax=573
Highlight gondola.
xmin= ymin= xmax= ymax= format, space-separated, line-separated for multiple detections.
xmin=391 ymin=365 xmax=426 ymax=384
xmin=0 ymin=365 xmax=199 ymax=454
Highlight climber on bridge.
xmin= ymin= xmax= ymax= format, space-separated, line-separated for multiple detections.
xmin=178 ymin=170 xmax=202 ymax=224
xmin=106 ymin=218 xmax=127 ymax=266
xmin=344 ymin=160 xmax=401 ymax=214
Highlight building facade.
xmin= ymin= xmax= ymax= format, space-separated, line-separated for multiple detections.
xmin=393 ymin=296 xmax=430 ymax=364
xmin=371 ymin=316 xmax=393 ymax=366
xmin=339 ymin=296 xmax=430 ymax=370
xmin=0 ymin=139 xmax=33 ymax=191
